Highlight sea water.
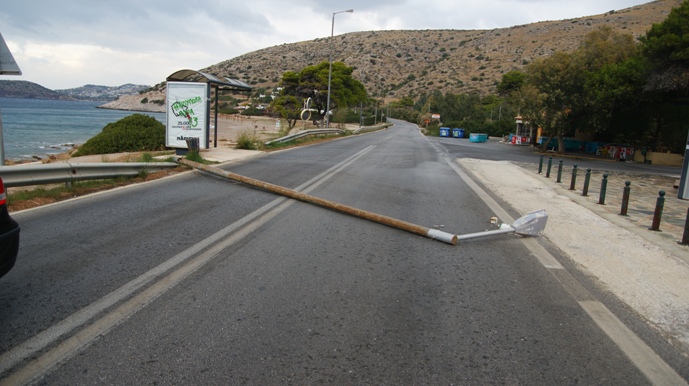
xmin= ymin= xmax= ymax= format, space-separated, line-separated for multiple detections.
xmin=0 ymin=97 xmax=165 ymax=161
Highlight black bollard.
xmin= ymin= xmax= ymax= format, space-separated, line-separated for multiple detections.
xmin=569 ymin=165 xmax=578 ymax=190
xmin=582 ymin=168 xmax=591 ymax=196
xmin=650 ymin=190 xmax=666 ymax=231
xmin=680 ymin=207 xmax=689 ymax=245
xmin=598 ymin=174 xmax=608 ymax=205
xmin=556 ymin=160 xmax=564 ymax=183
xmin=538 ymin=155 xmax=544 ymax=174
xmin=546 ymin=156 xmax=553 ymax=178
xmin=620 ymin=181 xmax=631 ymax=216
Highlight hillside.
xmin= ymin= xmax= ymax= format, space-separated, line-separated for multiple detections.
xmin=209 ymin=0 xmax=679 ymax=99
xmin=109 ymin=0 xmax=681 ymax=111
xmin=56 ymin=83 xmax=149 ymax=101
xmin=0 ymin=80 xmax=151 ymax=102
xmin=0 ymin=80 xmax=74 ymax=100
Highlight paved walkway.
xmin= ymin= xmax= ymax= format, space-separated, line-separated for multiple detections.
xmin=513 ymin=157 xmax=688 ymax=249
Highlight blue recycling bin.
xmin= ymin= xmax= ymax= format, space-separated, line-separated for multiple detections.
xmin=452 ymin=128 xmax=465 ymax=138
xmin=439 ymin=127 xmax=451 ymax=137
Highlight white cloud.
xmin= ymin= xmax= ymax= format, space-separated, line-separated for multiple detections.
xmin=0 ymin=0 xmax=650 ymax=89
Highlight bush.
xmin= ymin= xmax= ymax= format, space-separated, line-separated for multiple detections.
xmin=219 ymin=107 xmax=240 ymax=115
xmin=236 ymin=130 xmax=260 ymax=150
xmin=74 ymin=114 xmax=166 ymax=156
xmin=333 ymin=108 xmax=364 ymax=124
xmin=240 ymin=106 xmax=265 ymax=116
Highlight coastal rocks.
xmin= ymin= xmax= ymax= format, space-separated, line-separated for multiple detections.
xmin=98 ymin=91 xmax=165 ymax=112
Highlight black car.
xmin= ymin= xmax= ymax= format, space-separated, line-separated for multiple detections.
xmin=0 ymin=176 xmax=20 ymax=278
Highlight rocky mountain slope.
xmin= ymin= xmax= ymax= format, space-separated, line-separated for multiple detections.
xmin=108 ymin=0 xmax=680 ymax=111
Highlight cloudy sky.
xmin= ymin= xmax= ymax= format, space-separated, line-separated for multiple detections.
xmin=1 ymin=0 xmax=648 ymax=90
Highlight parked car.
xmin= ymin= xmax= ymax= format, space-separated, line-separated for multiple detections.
xmin=0 ymin=177 xmax=20 ymax=278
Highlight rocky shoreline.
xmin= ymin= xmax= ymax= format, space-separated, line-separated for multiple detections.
xmin=98 ymin=91 xmax=165 ymax=113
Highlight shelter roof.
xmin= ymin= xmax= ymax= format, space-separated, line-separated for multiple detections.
xmin=166 ymin=69 xmax=252 ymax=91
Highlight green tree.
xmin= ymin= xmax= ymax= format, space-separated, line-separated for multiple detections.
xmin=273 ymin=61 xmax=367 ymax=124
xmin=635 ymin=0 xmax=689 ymax=152
xmin=496 ymin=70 xmax=526 ymax=96
xmin=270 ymin=95 xmax=302 ymax=130
xmin=640 ymin=0 xmax=689 ymax=69
xmin=525 ymin=27 xmax=638 ymax=152
xmin=525 ymin=51 xmax=577 ymax=152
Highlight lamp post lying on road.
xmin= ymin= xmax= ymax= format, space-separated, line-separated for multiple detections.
xmin=325 ymin=9 xmax=353 ymax=128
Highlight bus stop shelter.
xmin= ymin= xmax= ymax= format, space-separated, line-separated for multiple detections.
xmin=166 ymin=69 xmax=252 ymax=152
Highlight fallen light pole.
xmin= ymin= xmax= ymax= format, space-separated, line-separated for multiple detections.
xmin=178 ymin=158 xmax=458 ymax=245
xmin=455 ymin=210 xmax=548 ymax=241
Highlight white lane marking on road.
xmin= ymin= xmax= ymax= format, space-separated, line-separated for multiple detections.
xmin=579 ymin=301 xmax=688 ymax=386
xmin=0 ymin=145 xmax=375 ymax=383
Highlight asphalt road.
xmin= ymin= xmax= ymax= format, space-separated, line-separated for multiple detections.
xmin=1 ymin=120 xmax=686 ymax=384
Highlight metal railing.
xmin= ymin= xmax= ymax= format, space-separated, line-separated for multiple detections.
xmin=263 ymin=123 xmax=392 ymax=146
xmin=264 ymin=129 xmax=344 ymax=146
xmin=0 ymin=162 xmax=179 ymax=188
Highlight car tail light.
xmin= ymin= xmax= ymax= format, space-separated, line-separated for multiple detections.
xmin=0 ymin=178 xmax=6 ymax=206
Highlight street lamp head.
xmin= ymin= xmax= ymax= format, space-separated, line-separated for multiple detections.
xmin=334 ymin=9 xmax=354 ymax=15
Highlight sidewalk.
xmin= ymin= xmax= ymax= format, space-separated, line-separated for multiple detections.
xmin=512 ymin=158 xmax=688 ymax=249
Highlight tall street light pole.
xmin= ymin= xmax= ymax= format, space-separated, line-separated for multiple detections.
xmin=325 ymin=9 xmax=353 ymax=128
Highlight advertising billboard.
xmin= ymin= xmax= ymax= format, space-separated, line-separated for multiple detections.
xmin=166 ymin=82 xmax=209 ymax=149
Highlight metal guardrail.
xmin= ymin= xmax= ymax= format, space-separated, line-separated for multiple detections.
xmin=263 ymin=123 xmax=392 ymax=146
xmin=0 ymin=162 xmax=179 ymax=188
xmin=354 ymin=123 xmax=392 ymax=134
xmin=264 ymin=129 xmax=344 ymax=145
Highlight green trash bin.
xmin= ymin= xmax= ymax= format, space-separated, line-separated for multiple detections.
xmin=469 ymin=133 xmax=488 ymax=143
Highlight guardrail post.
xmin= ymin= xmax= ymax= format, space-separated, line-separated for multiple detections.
xmin=546 ymin=156 xmax=553 ymax=178
xmin=620 ymin=181 xmax=631 ymax=216
xmin=556 ymin=160 xmax=564 ymax=183
xmin=680 ymin=207 xmax=689 ymax=245
xmin=569 ymin=165 xmax=578 ymax=190
xmin=582 ymin=168 xmax=591 ymax=196
xmin=650 ymin=190 xmax=666 ymax=231
xmin=598 ymin=174 xmax=608 ymax=205
xmin=538 ymin=155 xmax=544 ymax=174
